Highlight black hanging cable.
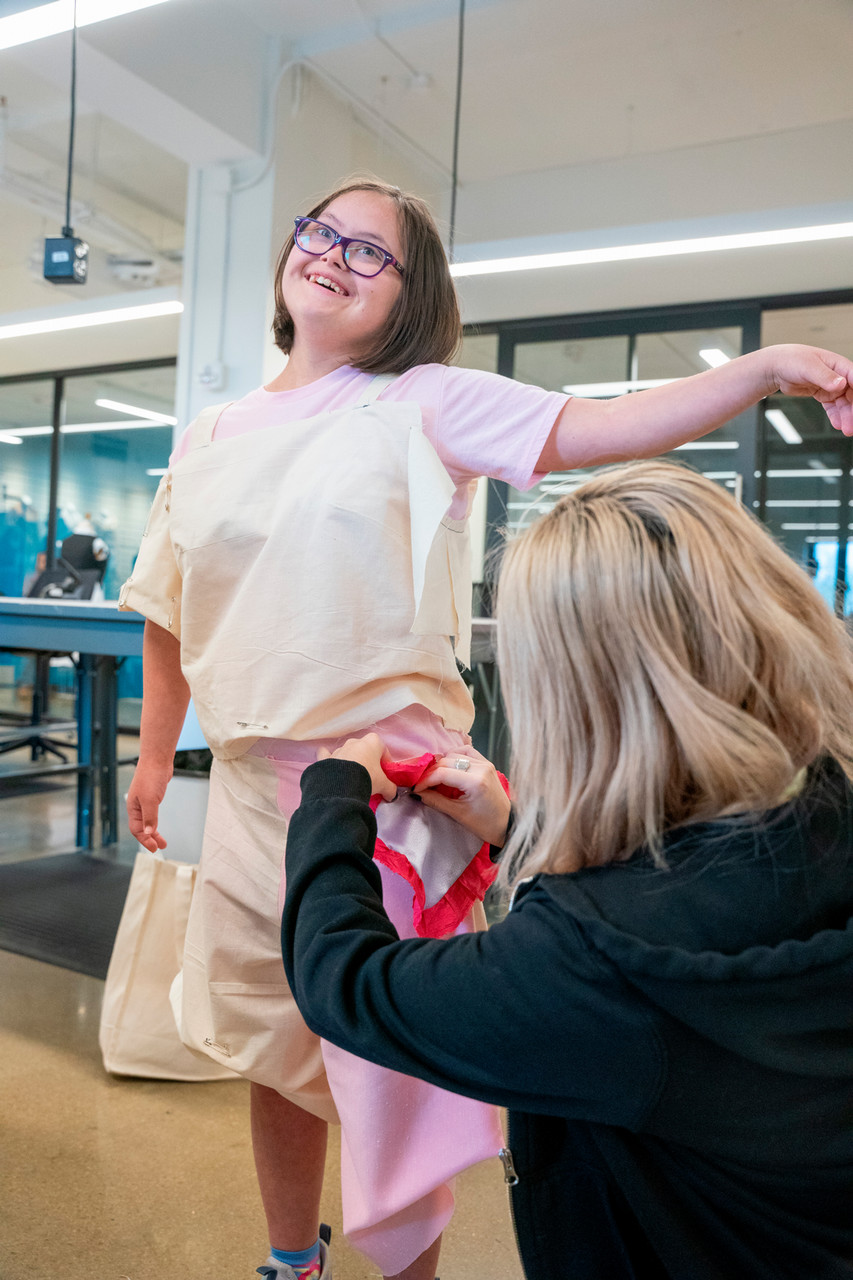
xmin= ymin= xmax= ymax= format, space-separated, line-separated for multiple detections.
xmin=447 ymin=0 xmax=465 ymax=263
xmin=62 ymin=0 xmax=78 ymax=237
xmin=43 ymin=0 xmax=87 ymax=284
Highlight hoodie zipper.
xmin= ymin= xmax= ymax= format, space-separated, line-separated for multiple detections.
xmin=503 ymin=1118 xmax=524 ymax=1268
xmin=509 ymin=875 xmax=534 ymax=912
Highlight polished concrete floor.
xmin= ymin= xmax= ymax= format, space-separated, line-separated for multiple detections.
xmin=0 ymin=742 xmax=524 ymax=1280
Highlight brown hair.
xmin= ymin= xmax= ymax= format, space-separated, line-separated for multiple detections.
xmin=496 ymin=460 xmax=853 ymax=886
xmin=271 ymin=177 xmax=462 ymax=373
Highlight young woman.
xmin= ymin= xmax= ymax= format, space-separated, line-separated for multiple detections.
xmin=282 ymin=460 xmax=853 ymax=1280
xmin=122 ymin=175 xmax=853 ymax=1280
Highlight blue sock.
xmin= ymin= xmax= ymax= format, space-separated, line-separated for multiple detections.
xmin=270 ymin=1240 xmax=321 ymax=1275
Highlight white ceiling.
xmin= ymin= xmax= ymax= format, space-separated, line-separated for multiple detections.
xmin=1 ymin=0 xmax=852 ymax=372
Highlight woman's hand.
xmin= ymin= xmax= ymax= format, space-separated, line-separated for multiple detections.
xmin=317 ymin=733 xmax=397 ymax=801
xmin=413 ymin=747 xmax=512 ymax=848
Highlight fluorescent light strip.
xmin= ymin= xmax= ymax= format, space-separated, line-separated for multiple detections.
xmin=0 ymin=0 xmax=171 ymax=51
xmin=675 ymin=440 xmax=739 ymax=450
xmin=699 ymin=348 xmax=731 ymax=368
xmin=3 ymin=419 xmax=163 ymax=438
xmin=450 ymin=221 xmax=853 ymax=278
xmin=765 ymin=500 xmax=840 ymax=508
xmin=96 ymin=398 xmax=177 ymax=425
xmin=0 ymin=432 xmax=23 ymax=445
xmin=781 ymin=523 xmax=839 ymax=531
xmin=0 ymin=300 xmax=183 ymax=342
xmin=765 ymin=409 xmax=802 ymax=445
xmin=146 ymin=468 xmax=168 ymax=476
xmin=562 ymin=378 xmax=674 ymax=395
xmin=766 ymin=468 xmax=842 ymax=478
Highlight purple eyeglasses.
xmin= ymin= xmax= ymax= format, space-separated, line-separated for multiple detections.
xmin=293 ymin=217 xmax=405 ymax=278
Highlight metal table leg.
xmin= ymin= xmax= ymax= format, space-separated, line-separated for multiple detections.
xmin=75 ymin=653 xmax=96 ymax=850
xmin=97 ymin=654 xmax=119 ymax=846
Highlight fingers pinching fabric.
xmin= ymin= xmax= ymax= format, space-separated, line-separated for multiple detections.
xmin=370 ymin=752 xmax=506 ymax=937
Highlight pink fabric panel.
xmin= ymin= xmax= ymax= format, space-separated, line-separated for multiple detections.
xmin=261 ymin=707 xmax=504 ymax=1275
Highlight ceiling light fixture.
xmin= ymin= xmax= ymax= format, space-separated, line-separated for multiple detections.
xmin=0 ymin=0 xmax=171 ymax=51
xmin=699 ymin=348 xmax=731 ymax=368
xmin=449 ymin=221 xmax=853 ymax=279
xmin=781 ymin=523 xmax=839 ymax=531
xmin=562 ymin=378 xmax=674 ymax=396
xmin=95 ymin=397 xmax=177 ymax=425
xmin=675 ymin=440 xmax=739 ymax=450
xmin=4 ymin=419 xmax=163 ymax=438
xmin=0 ymin=299 xmax=183 ymax=341
xmin=764 ymin=408 xmax=803 ymax=445
xmin=765 ymin=468 xmax=842 ymax=478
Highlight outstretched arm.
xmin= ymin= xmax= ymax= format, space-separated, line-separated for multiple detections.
xmin=537 ymin=343 xmax=853 ymax=472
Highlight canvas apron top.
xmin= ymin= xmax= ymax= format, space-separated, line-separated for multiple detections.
xmin=119 ymin=375 xmax=475 ymax=759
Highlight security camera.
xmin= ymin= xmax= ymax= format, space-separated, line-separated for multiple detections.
xmin=44 ymin=234 xmax=89 ymax=284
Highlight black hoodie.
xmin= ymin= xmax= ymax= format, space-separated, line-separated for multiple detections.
xmin=282 ymin=756 xmax=853 ymax=1279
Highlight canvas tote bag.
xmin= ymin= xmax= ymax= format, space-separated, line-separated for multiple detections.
xmin=99 ymin=848 xmax=237 ymax=1081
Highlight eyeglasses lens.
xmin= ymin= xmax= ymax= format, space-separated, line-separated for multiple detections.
xmin=295 ymin=220 xmax=388 ymax=278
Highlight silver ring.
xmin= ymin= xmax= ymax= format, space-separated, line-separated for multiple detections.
xmin=453 ymin=757 xmax=471 ymax=772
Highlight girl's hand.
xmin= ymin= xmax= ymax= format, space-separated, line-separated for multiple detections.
xmin=413 ymin=748 xmax=512 ymax=848
xmin=317 ymin=733 xmax=397 ymax=801
xmin=127 ymin=758 xmax=172 ymax=852
xmin=768 ymin=344 xmax=853 ymax=436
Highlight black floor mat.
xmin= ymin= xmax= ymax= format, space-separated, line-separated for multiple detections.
xmin=0 ymin=854 xmax=132 ymax=979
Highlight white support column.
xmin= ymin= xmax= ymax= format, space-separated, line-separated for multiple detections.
xmin=174 ymin=159 xmax=279 ymax=436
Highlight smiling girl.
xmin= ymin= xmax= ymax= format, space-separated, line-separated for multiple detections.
xmin=121 ymin=177 xmax=853 ymax=1280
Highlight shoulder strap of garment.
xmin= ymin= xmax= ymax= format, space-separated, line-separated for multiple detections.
xmin=355 ymin=374 xmax=398 ymax=408
xmin=183 ymin=402 xmax=233 ymax=451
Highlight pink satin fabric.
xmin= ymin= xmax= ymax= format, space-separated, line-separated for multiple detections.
xmin=261 ymin=708 xmax=505 ymax=1274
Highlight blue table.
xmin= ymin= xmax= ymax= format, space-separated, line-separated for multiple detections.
xmin=0 ymin=605 xmax=502 ymax=849
xmin=0 ymin=599 xmax=145 ymax=849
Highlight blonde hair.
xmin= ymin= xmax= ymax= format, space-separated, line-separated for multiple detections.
xmin=496 ymin=460 xmax=853 ymax=886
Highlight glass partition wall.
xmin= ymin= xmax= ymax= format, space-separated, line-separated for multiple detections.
xmin=0 ymin=358 xmax=176 ymax=719
xmin=479 ymin=293 xmax=853 ymax=618
xmin=3 ymin=293 xmax=852 ymax=729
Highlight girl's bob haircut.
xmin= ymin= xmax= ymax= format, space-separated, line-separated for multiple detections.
xmin=496 ymin=459 xmax=853 ymax=886
xmin=272 ymin=177 xmax=462 ymax=374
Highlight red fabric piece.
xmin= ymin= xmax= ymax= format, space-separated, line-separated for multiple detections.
xmin=369 ymin=753 xmax=508 ymax=939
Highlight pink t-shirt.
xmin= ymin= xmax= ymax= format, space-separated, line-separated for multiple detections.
xmin=171 ymin=363 xmax=567 ymax=518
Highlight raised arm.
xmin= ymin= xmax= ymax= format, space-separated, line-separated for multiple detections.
xmin=537 ymin=343 xmax=853 ymax=472
xmin=126 ymin=619 xmax=191 ymax=852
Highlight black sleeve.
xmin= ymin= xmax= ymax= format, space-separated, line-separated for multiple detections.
xmin=281 ymin=759 xmax=664 ymax=1126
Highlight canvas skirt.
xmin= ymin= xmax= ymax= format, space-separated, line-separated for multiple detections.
xmin=172 ymin=711 xmax=504 ymax=1275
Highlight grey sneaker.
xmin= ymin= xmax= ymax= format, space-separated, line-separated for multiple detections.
xmin=256 ymin=1226 xmax=332 ymax=1280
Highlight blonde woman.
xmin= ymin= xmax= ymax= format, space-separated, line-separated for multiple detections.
xmin=124 ymin=171 xmax=852 ymax=1280
xmin=282 ymin=461 xmax=853 ymax=1280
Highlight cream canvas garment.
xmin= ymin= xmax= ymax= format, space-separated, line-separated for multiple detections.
xmin=120 ymin=377 xmax=475 ymax=756
xmin=122 ymin=379 xmax=503 ymax=1274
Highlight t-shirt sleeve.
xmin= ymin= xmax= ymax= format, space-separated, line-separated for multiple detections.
xmin=169 ymin=424 xmax=192 ymax=466
xmin=426 ymin=365 xmax=569 ymax=490
xmin=117 ymin=471 xmax=183 ymax=639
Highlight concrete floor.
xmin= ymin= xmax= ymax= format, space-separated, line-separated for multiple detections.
xmin=0 ymin=742 xmax=524 ymax=1280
